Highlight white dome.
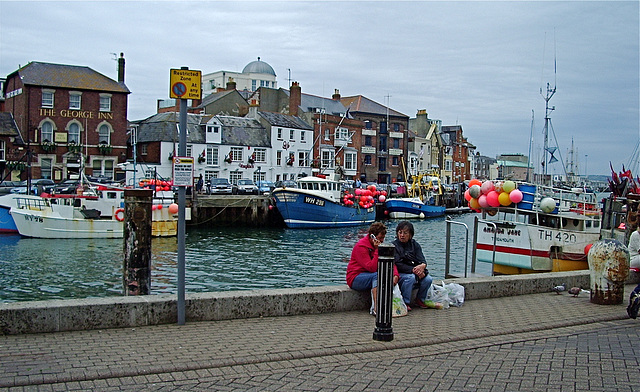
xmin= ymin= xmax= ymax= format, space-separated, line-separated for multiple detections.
xmin=242 ymin=57 xmax=276 ymax=76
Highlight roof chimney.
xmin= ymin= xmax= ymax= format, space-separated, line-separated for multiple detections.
xmin=226 ymin=77 xmax=236 ymax=91
xmin=289 ymin=81 xmax=301 ymax=116
xmin=117 ymin=53 xmax=125 ymax=83
xmin=332 ymin=89 xmax=341 ymax=100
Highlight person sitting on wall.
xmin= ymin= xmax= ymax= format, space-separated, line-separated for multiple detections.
xmin=346 ymin=222 xmax=399 ymax=315
xmin=392 ymin=221 xmax=433 ymax=310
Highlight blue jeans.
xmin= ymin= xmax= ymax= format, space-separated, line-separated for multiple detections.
xmin=398 ymin=273 xmax=433 ymax=304
xmin=351 ymin=272 xmax=378 ymax=291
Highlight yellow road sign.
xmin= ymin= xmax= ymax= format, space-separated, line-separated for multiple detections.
xmin=170 ymin=69 xmax=202 ymax=99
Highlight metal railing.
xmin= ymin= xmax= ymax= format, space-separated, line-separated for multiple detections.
xmin=445 ymin=216 xmax=498 ymax=278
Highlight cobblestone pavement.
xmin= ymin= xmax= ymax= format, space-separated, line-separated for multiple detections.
xmin=1 ymin=286 xmax=638 ymax=391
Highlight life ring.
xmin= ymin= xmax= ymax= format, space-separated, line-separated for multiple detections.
xmin=114 ymin=208 xmax=125 ymax=222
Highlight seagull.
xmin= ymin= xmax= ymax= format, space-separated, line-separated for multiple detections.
xmin=552 ymin=283 xmax=566 ymax=294
xmin=568 ymin=287 xmax=590 ymax=297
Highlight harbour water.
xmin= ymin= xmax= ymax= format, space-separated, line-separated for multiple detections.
xmin=0 ymin=213 xmax=488 ymax=303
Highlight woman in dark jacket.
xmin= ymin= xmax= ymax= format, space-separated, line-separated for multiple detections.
xmin=392 ymin=221 xmax=433 ymax=310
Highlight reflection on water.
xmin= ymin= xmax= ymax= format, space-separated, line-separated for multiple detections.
xmin=0 ymin=213 xmax=487 ymax=303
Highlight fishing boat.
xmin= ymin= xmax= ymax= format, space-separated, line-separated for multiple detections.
xmin=9 ymin=196 xmax=123 ymax=239
xmin=0 ymin=194 xmax=45 ymax=233
xmin=0 ymin=183 xmax=184 ymax=238
xmin=473 ymin=182 xmax=602 ymax=275
xmin=272 ymin=175 xmax=376 ymax=228
xmin=385 ymin=171 xmax=446 ymax=219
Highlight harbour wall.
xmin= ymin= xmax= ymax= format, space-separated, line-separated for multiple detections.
xmin=7 ymin=270 xmax=636 ymax=335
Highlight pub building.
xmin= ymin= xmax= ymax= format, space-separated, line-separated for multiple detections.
xmin=2 ymin=53 xmax=130 ymax=182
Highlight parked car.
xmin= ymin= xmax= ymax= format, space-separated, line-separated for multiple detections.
xmin=207 ymin=178 xmax=236 ymax=195
xmin=0 ymin=181 xmax=22 ymax=195
xmin=54 ymin=180 xmax=80 ymax=194
xmin=10 ymin=179 xmax=55 ymax=195
xmin=275 ymin=180 xmax=298 ymax=189
xmin=236 ymin=179 xmax=259 ymax=195
xmin=256 ymin=180 xmax=276 ymax=195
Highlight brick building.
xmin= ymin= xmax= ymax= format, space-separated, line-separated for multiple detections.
xmin=2 ymin=54 xmax=130 ymax=181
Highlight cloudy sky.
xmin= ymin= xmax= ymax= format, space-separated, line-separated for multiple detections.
xmin=1 ymin=1 xmax=638 ymax=176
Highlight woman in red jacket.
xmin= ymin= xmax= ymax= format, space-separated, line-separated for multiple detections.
xmin=346 ymin=222 xmax=399 ymax=314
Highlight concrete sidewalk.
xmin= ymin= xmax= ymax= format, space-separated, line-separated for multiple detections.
xmin=1 ymin=285 xmax=638 ymax=391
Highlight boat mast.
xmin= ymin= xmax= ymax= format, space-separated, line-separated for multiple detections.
xmin=541 ymin=81 xmax=556 ymax=184
xmin=526 ymin=110 xmax=534 ymax=182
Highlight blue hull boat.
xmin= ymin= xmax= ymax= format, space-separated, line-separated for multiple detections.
xmin=272 ymin=176 xmax=375 ymax=229
xmin=384 ymin=197 xmax=446 ymax=219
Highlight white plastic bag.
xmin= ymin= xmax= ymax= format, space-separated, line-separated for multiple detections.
xmin=428 ymin=281 xmax=465 ymax=307
xmin=426 ymin=282 xmax=450 ymax=309
xmin=443 ymin=282 xmax=465 ymax=307
xmin=392 ymin=284 xmax=408 ymax=317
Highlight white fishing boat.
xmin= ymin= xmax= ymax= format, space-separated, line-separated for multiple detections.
xmin=10 ymin=196 xmax=123 ymax=239
xmin=474 ymin=182 xmax=602 ymax=275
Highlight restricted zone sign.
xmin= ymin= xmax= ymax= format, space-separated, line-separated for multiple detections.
xmin=170 ymin=69 xmax=202 ymax=100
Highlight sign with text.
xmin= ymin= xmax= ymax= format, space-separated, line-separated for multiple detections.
xmin=172 ymin=157 xmax=194 ymax=187
xmin=169 ymin=69 xmax=202 ymax=100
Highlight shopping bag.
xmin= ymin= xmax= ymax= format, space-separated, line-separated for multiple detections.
xmin=392 ymin=284 xmax=408 ymax=317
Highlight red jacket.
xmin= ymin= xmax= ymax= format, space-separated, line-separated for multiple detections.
xmin=346 ymin=235 xmax=399 ymax=288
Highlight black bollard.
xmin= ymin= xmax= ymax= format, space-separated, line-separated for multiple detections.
xmin=123 ymin=189 xmax=153 ymax=295
xmin=373 ymin=243 xmax=394 ymax=341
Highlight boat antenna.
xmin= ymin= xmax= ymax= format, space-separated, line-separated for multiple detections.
xmin=540 ymin=30 xmax=557 ymax=184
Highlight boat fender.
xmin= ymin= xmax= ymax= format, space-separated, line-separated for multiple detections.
xmin=115 ymin=208 xmax=125 ymax=222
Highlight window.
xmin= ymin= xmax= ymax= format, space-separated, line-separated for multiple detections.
xmin=300 ymin=131 xmax=306 ymax=142
xmin=186 ymin=145 xmax=192 ymax=158
xmin=345 ymin=151 xmax=357 ymax=171
xmin=321 ymin=150 xmax=334 ymax=169
xmin=289 ymin=129 xmax=295 ymax=141
xmin=205 ymin=170 xmax=219 ymax=181
xmin=365 ymin=120 xmax=372 ymax=129
xmin=392 ymin=156 xmax=399 ymax=166
xmin=140 ymin=144 xmax=148 ymax=155
xmin=277 ymin=128 xmax=283 ymax=139
xmin=0 ymin=140 xmax=5 ymax=160
xmin=298 ymin=151 xmax=310 ymax=167
xmin=68 ymin=123 xmax=80 ymax=144
xmin=230 ymin=147 xmax=243 ymax=161
xmin=207 ymin=125 xmax=220 ymax=134
xmin=230 ymin=171 xmax=243 ymax=184
xmin=379 ymin=136 xmax=387 ymax=152
xmin=335 ymin=127 xmax=350 ymax=141
xmin=40 ymin=158 xmax=53 ymax=179
xmin=379 ymin=157 xmax=387 ymax=171
xmin=445 ymin=159 xmax=452 ymax=171
xmin=98 ymin=124 xmax=111 ymax=145
xmin=41 ymin=121 xmax=54 ymax=142
xmin=93 ymin=159 xmax=114 ymax=179
xmin=252 ymin=80 xmax=257 ymax=90
xmin=380 ymin=121 xmax=387 ymax=134
xmin=364 ymin=155 xmax=372 ymax=165
xmin=324 ymin=128 xmax=330 ymax=141
xmin=365 ymin=136 xmax=372 ymax=146
xmin=254 ymin=148 xmax=266 ymax=163
xmin=276 ymin=150 xmax=282 ymax=166
xmin=207 ymin=145 xmax=218 ymax=165
xmin=99 ymin=94 xmax=111 ymax=112
xmin=393 ymin=123 xmax=400 ymax=132
xmin=69 ymin=93 xmax=81 ymax=110
xmin=253 ymin=171 xmax=265 ymax=183
xmin=42 ymin=90 xmax=54 ymax=108
xmin=393 ymin=138 xmax=400 ymax=149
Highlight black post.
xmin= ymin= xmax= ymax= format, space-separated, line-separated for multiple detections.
xmin=373 ymin=243 xmax=394 ymax=341
xmin=123 ymin=189 xmax=153 ymax=295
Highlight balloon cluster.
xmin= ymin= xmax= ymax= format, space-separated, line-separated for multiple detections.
xmin=139 ymin=178 xmax=173 ymax=191
xmin=343 ymin=184 xmax=387 ymax=209
xmin=464 ymin=179 xmax=524 ymax=212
